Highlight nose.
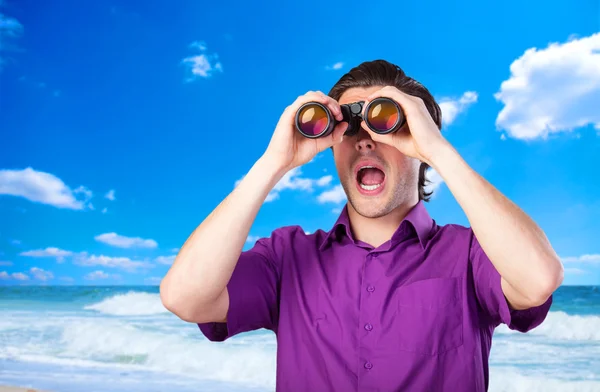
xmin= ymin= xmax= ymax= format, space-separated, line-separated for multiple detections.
xmin=354 ymin=128 xmax=375 ymax=152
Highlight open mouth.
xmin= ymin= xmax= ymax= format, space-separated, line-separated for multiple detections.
xmin=356 ymin=165 xmax=386 ymax=195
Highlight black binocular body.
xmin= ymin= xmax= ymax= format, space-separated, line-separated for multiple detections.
xmin=295 ymin=97 xmax=406 ymax=139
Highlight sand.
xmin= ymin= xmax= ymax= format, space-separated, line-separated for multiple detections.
xmin=0 ymin=386 xmax=46 ymax=392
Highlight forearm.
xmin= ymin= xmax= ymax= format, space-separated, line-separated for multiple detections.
xmin=429 ymin=142 xmax=564 ymax=305
xmin=160 ymin=154 xmax=287 ymax=316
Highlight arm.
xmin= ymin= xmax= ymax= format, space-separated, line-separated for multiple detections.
xmin=160 ymin=155 xmax=287 ymax=323
xmin=160 ymin=90 xmax=347 ymax=324
xmin=429 ymin=142 xmax=564 ymax=309
xmin=360 ymin=86 xmax=564 ymax=311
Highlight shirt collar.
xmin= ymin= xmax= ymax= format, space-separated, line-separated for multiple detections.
xmin=319 ymin=200 xmax=434 ymax=251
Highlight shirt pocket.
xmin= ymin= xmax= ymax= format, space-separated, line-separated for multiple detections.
xmin=394 ymin=277 xmax=463 ymax=356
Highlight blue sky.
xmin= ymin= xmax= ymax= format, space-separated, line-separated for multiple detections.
xmin=1 ymin=0 xmax=598 ymax=286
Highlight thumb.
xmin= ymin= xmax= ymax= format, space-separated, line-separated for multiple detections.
xmin=331 ymin=121 xmax=349 ymax=145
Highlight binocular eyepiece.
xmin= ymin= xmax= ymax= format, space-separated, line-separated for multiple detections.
xmin=295 ymin=97 xmax=406 ymax=139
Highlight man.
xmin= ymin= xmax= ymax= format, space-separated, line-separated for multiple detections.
xmin=160 ymin=59 xmax=563 ymax=391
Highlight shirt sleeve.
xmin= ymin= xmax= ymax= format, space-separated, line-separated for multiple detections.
xmin=469 ymin=228 xmax=553 ymax=332
xmin=197 ymin=234 xmax=281 ymax=341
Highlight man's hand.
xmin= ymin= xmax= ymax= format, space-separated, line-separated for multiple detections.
xmin=264 ymin=91 xmax=348 ymax=173
xmin=359 ymin=86 xmax=447 ymax=165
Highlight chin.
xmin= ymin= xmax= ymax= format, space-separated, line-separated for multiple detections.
xmin=351 ymin=200 xmax=395 ymax=219
xmin=344 ymin=185 xmax=396 ymax=219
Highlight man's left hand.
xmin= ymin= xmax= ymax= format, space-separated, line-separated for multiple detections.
xmin=360 ymin=86 xmax=448 ymax=166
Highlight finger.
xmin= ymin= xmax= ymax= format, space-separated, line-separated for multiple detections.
xmin=285 ymin=91 xmax=343 ymax=131
xmin=316 ymin=121 xmax=348 ymax=151
xmin=307 ymin=91 xmax=343 ymax=122
xmin=363 ymin=86 xmax=419 ymax=119
xmin=281 ymin=92 xmax=328 ymax=127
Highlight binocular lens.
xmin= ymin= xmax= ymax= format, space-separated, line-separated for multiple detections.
xmin=297 ymin=104 xmax=330 ymax=137
xmin=295 ymin=97 xmax=404 ymax=138
xmin=366 ymin=100 xmax=400 ymax=132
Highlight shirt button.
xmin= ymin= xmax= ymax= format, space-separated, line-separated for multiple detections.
xmin=367 ymin=285 xmax=375 ymax=292
xmin=364 ymin=323 xmax=373 ymax=331
xmin=364 ymin=361 xmax=373 ymax=369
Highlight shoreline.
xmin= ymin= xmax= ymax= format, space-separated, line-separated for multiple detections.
xmin=0 ymin=387 xmax=46 ymax=392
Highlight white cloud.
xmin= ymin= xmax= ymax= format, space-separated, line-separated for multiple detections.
xmin=325 ymin=62 xmax=344 ymax=70
xmin=12 ymin=272 xmax=28 ymax=280
xmin=0 ymin=271 xmax=23 ymax=280
xmin=73 ymin=185 xmax=92 ymax=201
xmin=144 ymin=276 xmax=163 ymax=285
xmin=439 ymin=91 xmax=478 ymax=126
xmin=105 ymin=189 xmax=116 ymax=201
xmin=316 ymin=175 xmax=333 ymax=187
xmin=494 ymin=33 xmax=600 ymax=140
xmin=29 ymin=267 xmax=53 ymax=281
xmin=561 ymin=254 xmax=600 ymax=264
xmin=564 ymin=267 xmax=586 ymax=275
xmin=20 ymin=247 xmax=73 ymax=262
xmin=73 ymin=253 xmax=151 ymax=271
xmin=235 ymin=167 xmax=332 ymax=203
xmin=423 ymin=168 xmax=444 ymax=197
xmin=0 ymin=167 xmax=93 ymax=210
xmin=94 ymin=232 xmax=158 ymax=249
xmin=84 ymin=270 xmax=120 ymax=281
xmin=102 ymin=207 xmax=108 ymax=214
xmin=155 ymin=255 xmax=176 ymax=265
xmin=0 ymin=271 xmax=29 ymax=281
xmin=21 ymin=244 xmax=154 ymax=271
xmin=246 ymin=235 xmax=260 ymax=244
xmin=182 ymin=40 xmax=222 ymax=81
xmin=0 ymin=12 xmax=23 ymax=71
xmin=189 ymin=41 xmax=207 ymax=51
xmin=317 ymin=185 xmax=347 ymax=204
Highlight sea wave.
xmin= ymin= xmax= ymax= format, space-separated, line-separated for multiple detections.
xmin=495 ymin=311 xmax=600 ymax=341
xmin=0 ymin=316 xmax=277 ymax=390
xmin=490 ymin=368 xmax=600 ymax=392
xmin=83 ymin=292 xmax=168 ymax=316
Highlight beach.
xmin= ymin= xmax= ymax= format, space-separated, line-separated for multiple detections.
xmin=1 ymin=285 xmax=599 ymax=392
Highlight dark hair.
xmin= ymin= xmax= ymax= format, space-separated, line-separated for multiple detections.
xmin=327 ymin=59 xmax=442 ymax=202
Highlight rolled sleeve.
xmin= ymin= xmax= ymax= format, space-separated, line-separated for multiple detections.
xmin=198 ymin=235 xmax=281 ymax=341
xmin=469 ymin=229 xmax=552 ymax=332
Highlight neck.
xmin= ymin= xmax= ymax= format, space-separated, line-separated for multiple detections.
xmin=347 ymin=198 xmax=419 ymax=249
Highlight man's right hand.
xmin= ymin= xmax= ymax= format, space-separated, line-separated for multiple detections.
xmin=263 ymin=91 xmax=349 ymax=172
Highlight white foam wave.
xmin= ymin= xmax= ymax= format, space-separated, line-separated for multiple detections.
xmin=489 ymin=368 xmax=600 ymax=392
xmin=0 ymin=314 xmax=277 ymax=390
xmin=3 ymin=306 xmax=599 ymax=391
xmin=84 ymin=292 xmax=168 ymax=316
xmin=495 ymin=311 xmax=600 ymax=341
xmin=60 ymin=319 xmax=276 ymax=388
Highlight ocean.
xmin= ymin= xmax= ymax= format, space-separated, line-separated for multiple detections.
xmin=0 ymin=285 xmax=599 ymax=392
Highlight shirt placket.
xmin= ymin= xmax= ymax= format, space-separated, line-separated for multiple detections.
xmin=357 ymin=248 xmax=386 ymax=389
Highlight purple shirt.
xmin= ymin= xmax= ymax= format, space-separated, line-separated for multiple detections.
xmin=198 ymin=201 xmax=552 ymax=391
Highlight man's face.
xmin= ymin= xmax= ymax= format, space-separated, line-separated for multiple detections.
xmin=333 ymin=86 xmax=420 ymax=218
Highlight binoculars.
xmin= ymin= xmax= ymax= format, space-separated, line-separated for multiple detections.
xmin=295 ymin=97 xmax=406 ymax=139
